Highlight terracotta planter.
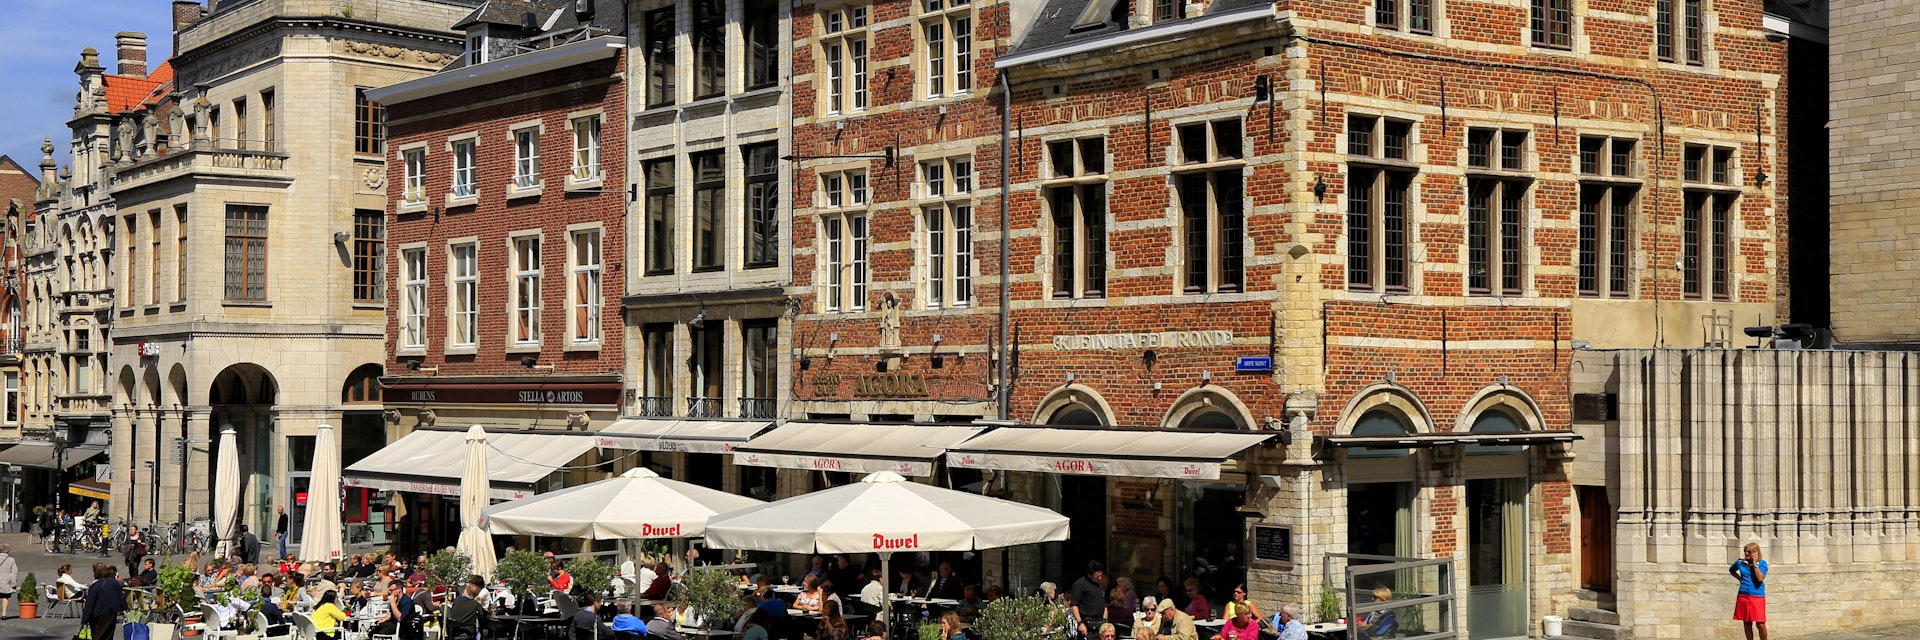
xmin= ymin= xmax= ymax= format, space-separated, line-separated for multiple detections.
xmin=181 ymin=614 xmax=204 ymax=637
xmin=18 ymin=601 xmax=36 ymax=619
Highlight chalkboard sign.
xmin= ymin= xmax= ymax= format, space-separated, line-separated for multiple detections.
xmin=1250 ymin=524 xmax=1293 ymax=568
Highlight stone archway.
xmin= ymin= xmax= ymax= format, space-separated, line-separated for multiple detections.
xmin=209 ymin=363 xmax=279 ymax=537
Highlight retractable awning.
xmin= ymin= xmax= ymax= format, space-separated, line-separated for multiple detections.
xmin=594 ymin=418 xmax=772 ymax=454
xmin=343 ymin=428 xmax=597 ymax=500
xmin=69 ymin=478 xmax=110 ymax=501
xmin=731 ymin=423 xmax=986 ymax=477
xmin=0 ymin=442 xmax=107 ymax=469
xmin=946 ymin=427 xmax=1274 ymax=480
xmin=1316 ymin=431 xmax=1582 ymax=449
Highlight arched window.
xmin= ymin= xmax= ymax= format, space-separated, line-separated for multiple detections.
xmin=1180 ymin=410 xmax=1241 ymax=430
xmin=1349 ymin=409 xmax=1413 ymax=458
xmin=1049 ymin=406 xmax=1103 ymax=426
xmin=1466 ymin=409 xmax=1523 ymax=455
xmin=342 ymin=363 xmax=383 ymax=405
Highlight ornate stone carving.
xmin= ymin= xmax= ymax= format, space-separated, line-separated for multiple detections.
xmin=417 ymin=408 xmax=437 ymax=428
xmin=362 ymin=166 xmax=386 ymax=191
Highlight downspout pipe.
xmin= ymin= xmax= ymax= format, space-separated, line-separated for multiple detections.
xmin=997 ymin=70 xmax=1012 ymax=422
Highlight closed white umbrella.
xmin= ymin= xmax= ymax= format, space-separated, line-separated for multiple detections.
xmin=482 ymin=467 xmax=763 ymax=539
xmin=299 ymin=424 xmax=345 ymax=563
xmin=459 ymin=425 xmax=497 ymax=581
xmin=213 ymin=426 xmax=242 ymax=561
xmin=703 ymin=471 xmax=1069 ymax=628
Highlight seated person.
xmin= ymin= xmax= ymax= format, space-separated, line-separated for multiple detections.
xmin=639 ymin=563 xmax=674 ymax=599
xmin=1355 ymin=588 xmax=1395 ymax=640
xmin=55 ymin=564 xmax=89 ymax=600
xmin=444 ymin=584 xmax=488 ymax=640
xmin=573 ymin=593 xmax=615 ymax=640
xmin=612 ymin=602 xmax=647 ymax=640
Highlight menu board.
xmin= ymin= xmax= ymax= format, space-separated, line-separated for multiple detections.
xmin=1250 ymin=524 xmax=1293 ymax=567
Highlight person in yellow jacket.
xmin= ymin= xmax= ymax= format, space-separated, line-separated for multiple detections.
xmin=310 ymin=590 xmax=350 ymax=639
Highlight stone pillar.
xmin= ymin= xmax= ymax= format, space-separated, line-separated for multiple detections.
xmin=184 ymin=407 xmax=212 ymax=523
xmin=111 ymin=406 xmax=134 ymax=522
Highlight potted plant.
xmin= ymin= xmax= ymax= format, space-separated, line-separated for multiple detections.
xmin=157 ymin=564 xmax=201 ymax=631
xmin=17 ymin=572 xmax=37 ymax=619
xmin=1317 ymin=587 xmax=1342 ymax=623
xmin=566 ymin=557 xmax=617 ymax=596
xmin=495 ymin=549 xmax=551 ymax=614
xmin=423 ymin=549 xmax=473 ymax=594
xmin=973 ymin=595 xmax=1068 ymax=640
xmin=919 ymin=623 xmax=946 ymax=640
xmin=668 ymin=567 xmax=742 ymax=629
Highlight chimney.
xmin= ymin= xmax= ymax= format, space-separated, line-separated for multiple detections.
xmin=115 ymin=32 xmax=148 ymax=79
xmin=173 ymin=1 xmax=204 ymax=55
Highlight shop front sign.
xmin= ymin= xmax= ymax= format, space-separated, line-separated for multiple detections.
xmin=386 ymin=382 xmax=620 ymax=406
xmin=1053 ymin=330 xmax=1234 ymax=351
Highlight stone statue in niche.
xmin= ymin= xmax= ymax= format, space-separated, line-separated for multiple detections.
xmin=878 ymin=291 xmax=902 ymax=352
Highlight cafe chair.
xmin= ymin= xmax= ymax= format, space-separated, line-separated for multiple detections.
xmin=201 ymin=603 xmax=240 ymax=640
xmin=552 ymin=591 xmax=580 ymax=620
xmin=293 ymin=611 xmax=341 ymax=640
xmin=256 ymin=610 xmax=295 ymax=640
xmin=45 ymin=583 xmax=84 ymax=618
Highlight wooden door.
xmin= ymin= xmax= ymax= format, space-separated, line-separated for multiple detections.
xmin=1577 ymin=486 xmax=1614 ymax=591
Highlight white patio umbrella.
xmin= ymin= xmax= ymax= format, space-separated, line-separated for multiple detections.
xmin=459 ymin=425 xmax=498 ymax=581
xmin=213 ymin=426 xmax=242 ymax=561
xmin=298 ymin=423 xmax=345 ymax=563
xmin=703 ymin=471 xmax=1069 ymax=629
xmin=481 ymin=466 xmax=763 ymax=539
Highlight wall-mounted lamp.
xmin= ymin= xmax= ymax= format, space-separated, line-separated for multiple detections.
xmin=1201 ymin=370 xmax=1212 ymax=384
xmin=690 ymin=308 xmax=708 ymax=329
xmin=1064 ymin=371 xmax=1075 ymax=384
xmin=332 ymin=231 xmax=350 ymax=244
xmin=1312 ymin=175 xmax=1328 ymax=201
xmin=829 ymin=332 xmax=840 ymax=343
xmin=782 ymin=147 xmax=898 ymax=167
xmin=405 ymin=360 xmax=439 ymax=374
xmin=931 ymin=333 xmax=942 ymax=344
xmin=1754 ymin=169 xmax=1769 ymax=186
xmin=521 ymin=355 xmax=554 ymax=371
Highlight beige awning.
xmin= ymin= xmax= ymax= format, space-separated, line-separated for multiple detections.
xmin=343 ymin=428 xmax=597 ymax=500
xmin=0 ymin=442 xmax=107 ymax=469
xmin=731 ymin=422 xmax=986 ymax=477
xmin=946 ymin=427 xmax=1273 ymax=480
xmin=1316 ymin=431 xmax=1582 ymax=449
xmin=593 ymin=418 xmax=772 ymax=454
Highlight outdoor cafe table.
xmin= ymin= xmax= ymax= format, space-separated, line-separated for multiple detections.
xmin=679 ymin=628 xmax=739 ymax=638
xmin=497 ymin=613 xmax=568 ymax=640
xmin=1303 ymin=622 xmax=1346 ymax=640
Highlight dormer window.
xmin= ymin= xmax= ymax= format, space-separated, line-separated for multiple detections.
xmin=467 ymin=26 xmax=490 ymax=65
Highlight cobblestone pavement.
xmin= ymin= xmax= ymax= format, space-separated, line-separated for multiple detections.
xmin=1790 ymin=623 xmax=1920 ymax=640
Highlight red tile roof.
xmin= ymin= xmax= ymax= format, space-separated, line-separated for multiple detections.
xmin=103 ymin=61 xmax=170 ymax=113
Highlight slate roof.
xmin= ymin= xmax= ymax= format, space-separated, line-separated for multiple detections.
xmin=1011 ymin=0 xmax=1275 ymax=58
xmin=453 ymin=0 xmax=568 ymax=30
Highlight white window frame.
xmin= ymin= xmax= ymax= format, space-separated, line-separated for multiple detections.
xmin=402 ymin=147 xmax=428 ymax=207
xmin=821 ymin=170 xmax=869 ymax=209
xmin=567 ymin=227 xmax=604 ymax=346
xmin=822 ymin=5 xmax=871 ymax=114
xmin=821 ymin=214 xmax=868 ymax=313
xmin=448 ymin=241 xmax=479 ymax=350
xmin=400 ymin=246 xmax=428 ymax=351
xmin=2 ymin=371 xmax=17 ymax=426
xmin=921 ymin=156 xmax=974 ymax=309
xmin=571 ymin=115 xmax=603 ymax=183
xmin=450 ymin=137 xmax=478 ymax=199
xmin=919 ymin=0 xmax=973 ymax=99
xmin=467 ymin=27 xmax=490 ymax=66
xmin=511 ymin=124 xmax=542 ymax=191
xmin=1043 ymin=137 xmax=1109 ymax=300
xmin=511 ymin=234 xmax=543 ymax=346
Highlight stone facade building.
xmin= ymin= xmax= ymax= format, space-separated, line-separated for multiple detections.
xmin=98 ymin=0 xmax=474 ymax=536
xmin=1827 ymin=0 xmax=1916 ymax=347
xmin=25 ymin=36 xmax=168 ymax=518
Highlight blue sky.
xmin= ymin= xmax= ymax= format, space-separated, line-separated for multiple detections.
xmin=0 ymin=0 xmax=175 ymax=171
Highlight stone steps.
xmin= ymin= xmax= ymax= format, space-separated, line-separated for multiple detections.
xmin=1567 ymin=607 xmax=1620 ymax=626
xmin=1557 ymin=618 xmax=1633 ymax=640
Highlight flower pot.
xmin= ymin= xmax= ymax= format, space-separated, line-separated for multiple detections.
xmin=18 ymin=601 xmax=36 ymax=619
xmin=181 ymin=614 xmax=204 ymax=637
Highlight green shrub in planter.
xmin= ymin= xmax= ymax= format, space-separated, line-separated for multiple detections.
xmin=157 ymin=564 xmax=199 ymax=611
xmin=669 ymin=567 xmax=743 ymax=629
xmin=18 ymin=572 xmax=36 ymax=604
xmin=974 ymin=595 xmax=1068 ymax=640
xmin=1316 ymin=588 xmax=1341 ymax=623
xmin=424 ymin=549 xmax=474 ymax=593
xmin=496 ymin=550 xmax=552 ymax=603
xmin=567 ymin=557 xmax=618 ymax=595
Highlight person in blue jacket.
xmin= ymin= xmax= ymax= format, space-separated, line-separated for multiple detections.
xmin=1730 ymin=542 xmax=1769 ymax=640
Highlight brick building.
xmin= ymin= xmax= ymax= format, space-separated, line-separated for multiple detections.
xmin=362 ymin=0 xmax=630 ymax=552
xmin=943 ymin=0 xmax=1785 ymax=637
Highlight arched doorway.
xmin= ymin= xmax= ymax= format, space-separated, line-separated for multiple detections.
xmin=1462 ymin=408 xmax=1530 ymax=640
xmin=1033 ymin=388 xmax=1114 ymax=590
xmin=1166 ymin=390 xmax=1254 ymax=605
xmin=210 ymin=363 xmax=278 ymax=537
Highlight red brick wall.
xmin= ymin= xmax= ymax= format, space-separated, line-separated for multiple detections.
xmin=381 ymin=52 xmax=627 ymax=379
